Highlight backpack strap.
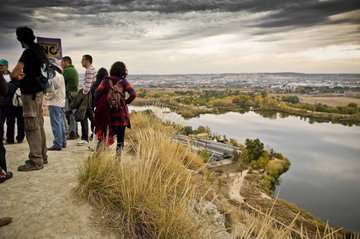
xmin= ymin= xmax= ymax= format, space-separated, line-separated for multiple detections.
xmin=108 ymin=78 xmax=114 ymax=88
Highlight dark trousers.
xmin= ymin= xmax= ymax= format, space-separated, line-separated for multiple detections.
xmin=97 ymin=126 xmax=125 ymax=153
xmin=0 ymin=109 xmax=7 ymax=172
xmin=6 ymin=105 xmax=25 ymax=143
xmin=80 ymin=116 xmax=89 ymax=141
xmin=114 ymin=126 xmax=126 ymax=152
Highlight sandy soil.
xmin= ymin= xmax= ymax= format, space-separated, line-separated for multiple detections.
xmin=228 ymin=170 xmax=248 ymax=203
xmin=0 ymin=116 xmax=117 ymax=239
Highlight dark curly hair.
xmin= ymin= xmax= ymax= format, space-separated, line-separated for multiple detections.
xmin=16 ymin=26 xmax=47 ymax=64
xmin=110 ymin=61 xmax=127 ymax=78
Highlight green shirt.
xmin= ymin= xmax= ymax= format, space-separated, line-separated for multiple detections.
xmin=63 ymin=65 xmax=79 ymax=93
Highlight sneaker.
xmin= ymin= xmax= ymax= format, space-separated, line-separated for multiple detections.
xmin=77 ymin=140 xmax=88 ymax=146
xmin=18 ymin=162 xmax=44 ymax=171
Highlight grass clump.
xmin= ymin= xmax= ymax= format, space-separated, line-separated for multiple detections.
xmin=76 ymin=112 xmax=205 ymax=238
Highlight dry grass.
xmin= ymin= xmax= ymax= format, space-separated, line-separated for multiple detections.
xmin=76 ymin=112 xmax=205 ymax=238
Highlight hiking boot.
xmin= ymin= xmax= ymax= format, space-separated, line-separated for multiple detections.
xmin=0 ymin=217 xmax=12 ymax=227
xmin=25 ymin=159 xmax=48 ymax=165
xmin=18 ymin=162 xmax=44 ymax=171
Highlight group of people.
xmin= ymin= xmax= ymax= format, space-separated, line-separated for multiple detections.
xmin=0 ymin=26 xmax=136 ymax=204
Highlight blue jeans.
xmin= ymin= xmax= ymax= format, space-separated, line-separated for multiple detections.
xmin=48 ymin=106 xmax=66 ymax=148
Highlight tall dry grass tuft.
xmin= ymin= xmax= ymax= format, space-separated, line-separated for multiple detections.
xmin=76 ymin=112 xmax=205 ymax=238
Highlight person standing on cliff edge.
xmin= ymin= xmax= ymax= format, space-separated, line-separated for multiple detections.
xmin=10 ymin=26 xmax=48 ymax=171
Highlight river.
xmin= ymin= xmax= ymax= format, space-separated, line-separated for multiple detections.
xmin=129 ymin=106 xmax=360 ymax=232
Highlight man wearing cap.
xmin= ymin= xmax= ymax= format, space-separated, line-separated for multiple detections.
xmin=0 ymin=59 xmax=11 ymax=83
xmin=46 ymin=57 xmax=66 ymax=151
xmin=10 ymin=26 xmax=48 ymax=171
xmin=0 ymin=59 xmax=25 ymax=144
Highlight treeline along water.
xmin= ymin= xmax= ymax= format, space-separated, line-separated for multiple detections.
xmin=130 ymin=106 xmax=360 ymax=232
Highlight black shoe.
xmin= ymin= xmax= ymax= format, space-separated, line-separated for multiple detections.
xmin=47 ymin=146 xmax=62 ymax=151
xmin=4 ymin=141 xmax=15 ymax=145
xmin=0 ymin=217 xmax=12 ymax=227
xmin=0 ymin=171 xmax=13 ymax=183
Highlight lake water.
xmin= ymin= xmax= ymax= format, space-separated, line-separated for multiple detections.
xmin=130 ymin=106 xmax=360 ymax=232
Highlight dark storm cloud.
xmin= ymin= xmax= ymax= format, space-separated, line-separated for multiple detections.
xmin=2 ymin=0 xmax=360 ymax=29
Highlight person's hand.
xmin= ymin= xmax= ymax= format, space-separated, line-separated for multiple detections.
xmin=17 ymin=72 xmax=25 ymax=80
xmin=0 ymin=169 xmax=6 ymax=179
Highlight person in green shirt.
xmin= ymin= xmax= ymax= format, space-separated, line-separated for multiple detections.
xmin=61 ymin=56 xmax=79 ymax=139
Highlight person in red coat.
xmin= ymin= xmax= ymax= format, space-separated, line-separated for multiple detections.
xmin=94 ymin=61 xmax=136 ymax=153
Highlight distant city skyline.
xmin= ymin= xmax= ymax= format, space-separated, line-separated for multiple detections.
xmin=0 ymin=0 xmax=359 ymax=74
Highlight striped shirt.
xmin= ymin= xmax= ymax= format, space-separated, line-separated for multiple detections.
xmin=82 ymin=65 xmax=97 ymax=95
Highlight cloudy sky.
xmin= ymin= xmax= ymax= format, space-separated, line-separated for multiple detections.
xmin=1 ymin=0 xmax=359 ymax=74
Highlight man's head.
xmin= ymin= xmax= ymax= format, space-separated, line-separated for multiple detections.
xmin=81 ymin=54 xmax=92 ymax=68
xmin=0 ymin=59 xmax=9 ymax=74
xmin=61 ymin=56 xmax=72 ymax=69
xmin=16 ymin=26 xmax=35 ymax=48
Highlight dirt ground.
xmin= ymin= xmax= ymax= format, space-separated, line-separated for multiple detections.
xmin=0 ymin=116 xmax=117 ymax=239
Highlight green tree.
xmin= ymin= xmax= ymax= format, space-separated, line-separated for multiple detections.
xmin=183 ymin=126 xmax=193 ymax=135
xmin=281 ymin=95 xmax=300 ymax=104
xmin=245 ymin=138 xmax=264 ymax=161
xmin=196 ymin=126 xmax=207 ymax=134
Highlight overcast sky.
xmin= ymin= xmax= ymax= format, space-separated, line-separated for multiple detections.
xmin=1 ymin=0 xmax=359 ymax=74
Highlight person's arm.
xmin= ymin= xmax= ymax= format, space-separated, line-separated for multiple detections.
xmin=124 ymin=79 xmax=136 ymax=104
xmin=94 ymin=79 xmax=107 ymax=101
xmin=10 ymin=62 xmax=25 ymax=81
xmin=83 ymin=68 xmax=96 ymax=95
xmin=45 ymin=74 xmax=60 ymax=100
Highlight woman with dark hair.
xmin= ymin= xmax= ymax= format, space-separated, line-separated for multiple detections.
xmin=94 ymin=62 xmax=136 ymax=153
xmin=10 ymin=26 xmax=48 ymax=171
xmin=91 ymin=67 xmax=109 ymax=109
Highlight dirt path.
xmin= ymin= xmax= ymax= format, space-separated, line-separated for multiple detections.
xmin=0 ymin=116 xmax=116 ymax=239
xmin=228 ymin=170 xmax=248 ymax=203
